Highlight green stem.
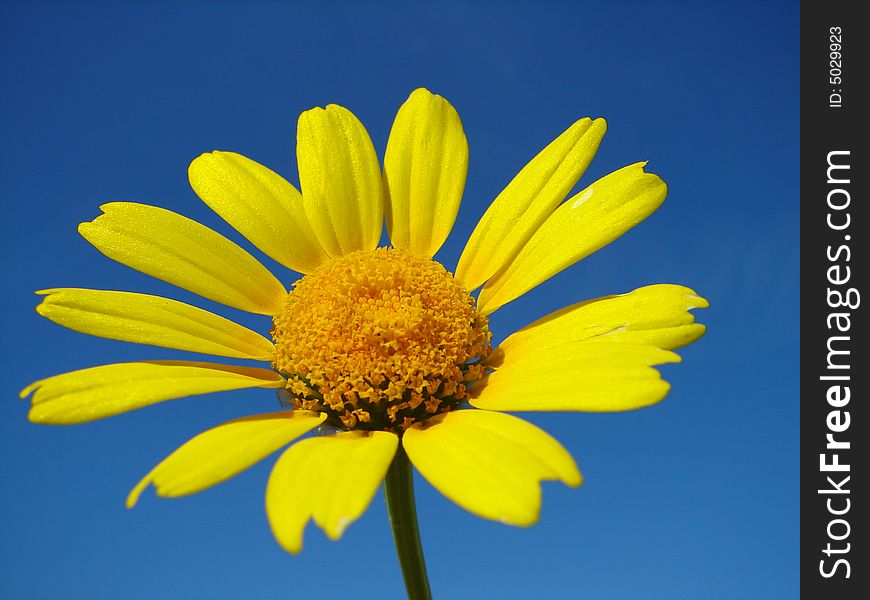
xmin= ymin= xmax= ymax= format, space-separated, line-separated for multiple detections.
xmin=384 ymin=443 xmax=432 ymax=600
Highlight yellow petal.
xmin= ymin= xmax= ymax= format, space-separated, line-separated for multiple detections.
xmin=455 ymin=117 xmax=606 ymax=292
xmin=498 ymin=284 xmax=708 ymax=358
xmin=384 ymin=88 xmax=468 ymax=257
xmin=188 ymin=151 xmax=331 ymax=273
xmin=296 ymin=104 xmax=383 ymax=258
xmin=78 ymin=202 xmax=287 ymax=315
xmin=35 ymin=288 xmax=274 ymax=360
xmin=127 ymin=411 xmax=325 ymax=508
xmin=471 ymin=342 xmax=679 ymax=412
xmin=403 ymin=410 xmax=581 ymax=526
xmin=478 ymin=163 xmax=667 ymax=315
xmin=266 ymin=431 xmax=398 ymax=554
xmin=21 ymin=361 xmax=284 ymax=424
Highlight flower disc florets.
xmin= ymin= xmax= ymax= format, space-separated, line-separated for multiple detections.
xmin=272 ymin=247 xmax=491 ymax=431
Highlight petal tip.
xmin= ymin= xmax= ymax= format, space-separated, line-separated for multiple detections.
xmin=19 ymin=380 xmax=39 ymax=400
xmin=27 ymin=405 xmax=58 ymax=424
xmin=324 ymin=517 xmax=352 ymax=541
xmin=96 ymin=201 xmax=124 ymax=213
xmin=689 ymin=294 xmax=711 ymax=309
xmin=654 ymin=380 xmax=672 ymax=405
xmin=409 ymin=86 xmax=434 ymax=100
xmin=275 ymin=533 xmax=304 ymax=555
xmin=188 ymin=151 xmax=217 ymax=175
xmin=659 ymin=348 xmax=683 ymax=364
xmin=501 ymin=510 xmax=540 ymax=528
xmin=568 ymin=471 xmax=584 ymax=488
xmin=125 ymin=476 xmax=152 ymax=509
xmin=558 ymin=456 xmax=584 ymax=488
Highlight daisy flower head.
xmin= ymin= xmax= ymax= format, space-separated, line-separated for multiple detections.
xmin=22 ymin=88 xmax=706 ymax=583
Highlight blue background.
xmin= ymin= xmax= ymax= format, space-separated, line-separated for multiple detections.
xmin=0 ymin=1 xmax=798 ymax=598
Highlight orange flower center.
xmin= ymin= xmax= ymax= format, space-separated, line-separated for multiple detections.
xmin=272 ymin=247 xmax=491 ymax=431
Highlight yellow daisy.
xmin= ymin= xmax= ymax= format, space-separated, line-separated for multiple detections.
xmin=21 ymin=88 xmax=706 ymax=572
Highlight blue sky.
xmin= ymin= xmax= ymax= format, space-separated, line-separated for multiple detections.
xmin=1 ymin=1 xmax=798 ymax=598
